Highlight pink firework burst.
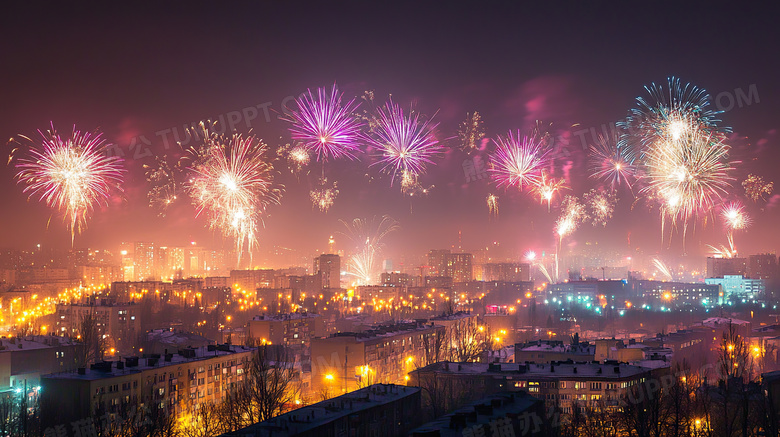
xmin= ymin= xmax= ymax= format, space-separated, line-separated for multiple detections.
xmin=366 ymin=100 xmax=443 ymax=186
xmin=284 ymin=85 xmax=364 ymax=161
xmin=489 ymin=131 xmax=550 ymax=191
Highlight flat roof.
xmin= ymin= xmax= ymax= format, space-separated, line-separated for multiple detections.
xmin=224 ymin=384 xmax=420 ymax=437
xmin=410 ymin=391 xmax=541 ymax=437
xmin=0 ymin=335 xmax=78 ymax=351
xmin=43 ymin=345 xmax=255 ymax=381
xmin=413 ymin=361 xmax=652 ymax=379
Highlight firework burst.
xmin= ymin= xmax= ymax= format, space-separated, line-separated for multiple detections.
xmin=284 ymin=143 xmax=310 ymax=174
xmin=310 ymin=178 xmax=338 ymax=213
xmin=721 ymin=201 xmax=751 ymax=255
xmin=283 ymin=85 xmax=363 ymax=161
xmin=589 ymin=127 xmax=636 ymax=189
xmin=486 ymin=193 xmax=499 ymax=218
xmin=186 ymin=126 xmax=280 ymax=265
xmin=489 ymin=131 xmax=550 ymax=191
xmin=625 ymin=77 xmax=727 ymax=152
xmin=14 ymin=125 xmax=125 ymax=243
xmin=555 ymin=195 xmax=587 ymax=244
xmin=742 ymin=174 xmax=773 ymax=202
xmin=640 ymin=123 xmax=733 ymax=236
xmin=340 ymin=216 xmax=399 ymax=286
xmin=584 ymin=189 xmax=617 ymax=226
xmin=367 ymin=100 xmax=443 ymax=190
xmin=457 ymin=111 xmax=485 ymax=152
xmin=534 ymin=171 xmax=566 ymax=212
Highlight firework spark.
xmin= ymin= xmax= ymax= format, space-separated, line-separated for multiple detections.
xmin=589 ymin=127 xmax=636 ymax=189
xmin=286 ymin=143 xmax=310 ymax=174
xmin=144 ymin=155 xmax=182 ymax=217
xmin=486 ymin=193 xmax=499 ymax=217
xmin=534 ymin=171 xmax=566 ymax=212
xmin=399 ymin=170 xmax=433 ymax=197
xmin=584 ymin=189 xmax=617 ymax=226
xmin=489 ymin=131 xmax=550 ymax=190
xmin=340 ymin=216 xmax=399 ymax=286
xmin=457 ymin=111 xmax=485 ymax=152
xmin=742 ymin=174 xmax=773 ymax=202
xmin=721 ymin=201 xmax=751 ymax=255
xmin=14 ymin=126 xmax=125 ymax=243
xmin=284 ymin=85 xmax=363 ymax=161
xmin=186 ymin=126 xmax=280 ymax=265
xmin=367 ymin=100 xmax=443 ymax=189
xmin=310 ymin=178 xmax=338 ymax=213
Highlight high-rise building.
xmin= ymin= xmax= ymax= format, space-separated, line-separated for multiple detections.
xmin=748 ymin=253 xmax=779 ymax=280
xmin=427 ymin=250 xmax=473 ymax=283
xmin=133 ymin=242 xmax=155 ymax=281
xmin=706 ymin=257 xmax=747 ymax=278
xmin=482 ymin=262 xmax=530 ymax=282
xmin=427 ymin=250 xmax=450 ymax=277
xmin=314 ymin=254 xmax=341 ymax=289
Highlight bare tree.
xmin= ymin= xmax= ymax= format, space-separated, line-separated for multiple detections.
xmin=218 ymin=345 xmax=299 ymax=431
xmin=181 ymin=403 xmax=224 ymax=437
xmin=76 ymin=311 xmax=107 ymax=366
xmin=447 ymin=318 xmax=491 ymax=363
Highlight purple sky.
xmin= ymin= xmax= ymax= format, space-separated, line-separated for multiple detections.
xmin=2 ymin=2 xmax=779 ymax=266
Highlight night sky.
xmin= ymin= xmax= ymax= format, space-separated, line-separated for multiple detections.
xmin=2 ymin=2 xmax=780 ymax=266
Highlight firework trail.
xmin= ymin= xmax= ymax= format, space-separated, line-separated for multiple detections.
xmin=14 ymin=125 xmax=125 ymax=243
xmin=340 ymin=216 xmax=399 ymax=286
xmin=721 ymin=201 xmax=751 ymax=255
xmin=283 ymin=84 xmax=364 ymax=161
xmin=486 ymin=193 xmax=499 ymax=218
xmin=707 ymin=244 xmax=736 ymax=259
xmin=525 ymin=250 xmax=553 ymax=284
xmin=144 ymin=155 xmax=182 ymax=217
xmin=652 ymin=258 xmax=673 ymax=281
xmin=489 ymin=131 xmax=550 ymax=191
xmin=589 ymin=126 xmax=636 ymax=189
xmin=584 ymin=189 xmax=617 ymax=227
xmin=537 ymin=263 xmax=553 ymax=284
xmin=186 ymin=125 xmax=280 ymax=265
xmin=310 ymin=178 xmax=338 ymax=213
xmin=534 ymin=171 xmax=566 ymax=212
xmin=366 ymin=100 xmax=443 ymax=191
xmin=742 ymin=174 xmax=773 ymax=202
xmin=457 ymin=111 xmax=485 ymax=152
xmin=554 ymin=195 xmax=587 ymax=281
xmin=555 ymin=195 xmax=587 ymax=244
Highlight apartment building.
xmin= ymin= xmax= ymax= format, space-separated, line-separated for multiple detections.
xmin=41 ymin=345 xmax=255 ymax=428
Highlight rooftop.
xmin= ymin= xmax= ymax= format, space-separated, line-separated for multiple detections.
xmin=44 ymin=344 xmax=254 ymax=381
xmin=0 ymin=335 xmax=78 ymax=351
xmin=223 ymin=384 xmax=420 ymax=437
xmin=429 ymin=311 xmax=475 ymax=322
xmin=327 ymin=321 xmax=440 ymax=342
xmin=413 ymin=361 xmax=652 ymax=379
xmin=409 ymin=391 xmax=541 ymax=437
xmin=251 ymin=312 xmax=321 ymax=322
